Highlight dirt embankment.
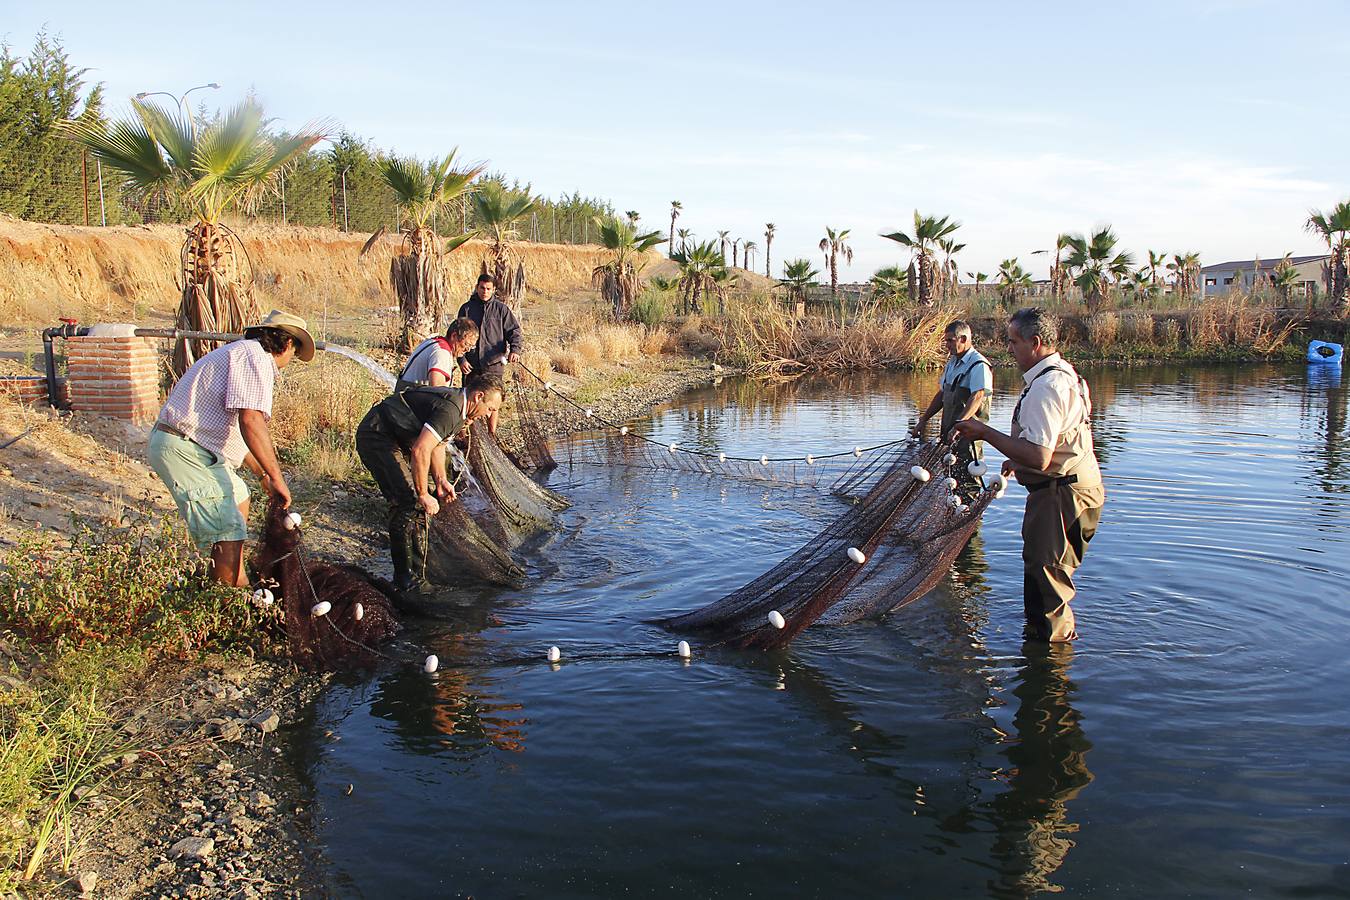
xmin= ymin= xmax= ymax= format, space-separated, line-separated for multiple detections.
xmin=0 ymin=216 xmax=660 ymax=327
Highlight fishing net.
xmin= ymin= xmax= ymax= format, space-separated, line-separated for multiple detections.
xmin=656 ymin=440 xmax=996 ymax=649
xmin=466 ymin=420 xmax=569 ymax=542
xmin=253 ymin=500 xmax=400 ymax=669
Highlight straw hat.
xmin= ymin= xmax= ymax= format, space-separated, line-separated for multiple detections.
xmin=251 ymin=309 xmax=315 ymax=361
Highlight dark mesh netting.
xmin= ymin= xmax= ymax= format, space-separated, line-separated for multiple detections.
xmin=467 ymin=420 xmax=569 ymax=542
xmin=254 ymin=500 xmax=400 ymax=669
xmin=656 ymin=440 xmax=995 ymax=649
xmin=508 ymin=365 xmax=559 ymax=471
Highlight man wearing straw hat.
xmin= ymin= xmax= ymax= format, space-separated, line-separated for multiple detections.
xmin=953 ymin=307 xmax=1104 ymax=643
xmin=148 ymin=309 xmax=315 ymax=587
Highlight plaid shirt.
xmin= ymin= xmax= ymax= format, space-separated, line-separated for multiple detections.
xmin=158 ymin=340 xmax=277 ymax=468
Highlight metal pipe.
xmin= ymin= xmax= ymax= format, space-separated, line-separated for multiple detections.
xmin=42 ymin=319 xmax=82 ymax=409
xmin=132 ymin=328 xmax=331 ymax=351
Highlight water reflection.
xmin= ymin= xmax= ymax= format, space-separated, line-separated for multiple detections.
xmin=984 ymin=645 xmax=1093 ymax=898
xmin=1303 ymin=364 xmax=1348 ymax=491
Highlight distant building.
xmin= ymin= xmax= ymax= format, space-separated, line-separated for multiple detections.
xmin=1200 ymin=255 xmax=1328 ymax=298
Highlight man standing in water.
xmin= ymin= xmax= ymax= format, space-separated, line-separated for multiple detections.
xmin=148 ymin=310 xmax=314 ymax=586
xmin=456 ymin=274 xmax=522 ymax=435
xmin=953 ymin=308 xmax=1104 ymax=642
xmin=355 ymin=374 xmax=505 ymax=595
xmin=912 ymin=319 xmax=992 ymax=491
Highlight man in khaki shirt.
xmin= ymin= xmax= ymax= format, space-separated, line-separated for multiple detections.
xmin=953 ymin=308 xmax=1105 ymax=642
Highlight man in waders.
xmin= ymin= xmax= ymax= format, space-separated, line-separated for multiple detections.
xmin=355 ymin=374 xmax=505 ymax=595
xmin=456 ymin=274 xmax=523 ymax=436
xmin=953 ymin=308 xmax=1104 ymax=642
xmin=912 ymin=320 xmax=992 ymax=495
xmin=397 ymin=317 xmax=479 ymax=391
xmin=147 ymin=310 xmax=314 ymax=586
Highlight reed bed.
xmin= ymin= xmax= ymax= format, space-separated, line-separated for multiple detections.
xmin=716 ymin=295 xmax=951 ymax=374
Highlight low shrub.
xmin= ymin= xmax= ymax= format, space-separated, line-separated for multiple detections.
xmin=573 ymin=333 xmax=605 ymax=364
xmin=1120 ymin=313 xmax=1155 ymax=343
xmin=641 ymin=326 xmax=669 ymax=356
xmin=549 ymin=347 xmax=583 ymax=377
xmin=1 ymin=510 xmax=277 ymax=656
xmin=630 ymin=286 xmax=672 ymax=327
xmin=597 ymin=324 xmax=642 ymax=360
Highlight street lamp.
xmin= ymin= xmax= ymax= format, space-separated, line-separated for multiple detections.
xmin=133 ymin=83 xmax=220 ymax=138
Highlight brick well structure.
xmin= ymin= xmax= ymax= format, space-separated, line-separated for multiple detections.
xmin=66 ymin=334 xmax=161 ymax=422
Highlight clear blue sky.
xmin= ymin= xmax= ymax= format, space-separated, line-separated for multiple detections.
xmin=7 ymin=0 xmax=1347 ymax=280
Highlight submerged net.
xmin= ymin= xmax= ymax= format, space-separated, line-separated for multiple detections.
xmin=656 ymin=440 xmax=995 ymax=649
xmin=253 ymin=500 xmax=400 ymax=669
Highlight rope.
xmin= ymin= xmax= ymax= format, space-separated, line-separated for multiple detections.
xmin=512 ymin=361 xmax=913 ymax=464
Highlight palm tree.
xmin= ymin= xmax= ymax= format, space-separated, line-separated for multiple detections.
xmin=870 ymin=265 xmax=909 ymax=306
xmin=471 ymin=181 xmax=536 ymax=311
xmin=1306 ymin=200 xmax=1350 ymax=310
xmin=996 ymin=258 xmax=1033 ymax=307
xmin=937 ymin=237 xmax=966 ymax=301
xmin=669 ymin=200 xmax=682 ymax=259
xmin=764 ymin=223 xmax=776 ymax=277
xmin=1126 ymin=268 xmax=1154 ymax=304
xmin=717 ymin=229 xmax=731 ymax=262
xmin=676 ymin=227 xmax=692 ymax=254
xmin=743 ymin=239 xmax=758 ymax=272
xmin=965 ymin=271 xmax=989 ymax=298
xmin=1062 ymin=226 xmax=1135 ymax=310
xmin=672 ymin=240 xmax=731 ymax=315
xmin=591 ymin=215 xmax=666 ymax=319
xmin=779 ymin=258 xmax=819 ymax=305
xmin=881 ymin=211 xmax=960 ymax=306
xmin=818 ymin=226 xmax=853 ymax=295
xmin=1146 ymin=249 xmax=1167 ymax=286
xmin=373 ymin=151 xmax=484 ymax=351
xmin=1167 ymin=251 xmax=1202 ymax=302
xmin=1270 ymin=253 xmax=1302 ymax=304
xmin=58 ymin=98 xmax=327 ymax=375
xmin=732 ymin=237 xmax=741 ymax=269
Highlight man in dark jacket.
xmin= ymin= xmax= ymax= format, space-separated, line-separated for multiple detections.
xmin=456 ymin=274 xmax=522 ymax=434
xmin=355 ymin=374 xmax=505 ymax=594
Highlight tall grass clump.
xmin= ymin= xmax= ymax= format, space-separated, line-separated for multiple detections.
xmin=630 ymin=285 xmax=674 ymax=328
xmin=597 ymin=324 xmax=643 ymax=361
xmin=1186 ymin=295 xmax=1295 ymax=353
xmin=1085 ymin=312 xmax=1119 ymax=349
xmin=1120 ymin=312 xmax=1155 ymax=344
xmin=640 ymin=326 xmax=669 ymax=356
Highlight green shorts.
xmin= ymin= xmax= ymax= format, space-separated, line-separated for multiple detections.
xmin=147 ymin=428 xmax=250 ymax=551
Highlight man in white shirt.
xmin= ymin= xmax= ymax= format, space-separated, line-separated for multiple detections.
xmin=396 ymin=317 xmax=479 ymax=391
xmin=147 ymin=310 xmax=314 ymax=586
xmin=953 ymin=308 xmax=1105 ymax=642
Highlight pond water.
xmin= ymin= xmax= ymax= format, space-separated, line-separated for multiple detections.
xmin=297 ymin=363 xmax=1350 ymax=898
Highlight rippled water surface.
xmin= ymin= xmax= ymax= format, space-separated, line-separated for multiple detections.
xmin=302 ymin=364 xmax=1350 ymax=898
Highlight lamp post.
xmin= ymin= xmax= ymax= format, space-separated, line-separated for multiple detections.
xmin=133 ymin=83 xmax=220 ymax=138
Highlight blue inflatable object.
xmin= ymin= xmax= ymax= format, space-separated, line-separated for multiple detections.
xmin=1307 ymin=340 xmax=1343 ymax=364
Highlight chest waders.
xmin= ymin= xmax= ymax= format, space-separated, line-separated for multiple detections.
xmin=942 ymin=357 xmax=991 ymax=473
xmin=1010 ymin=365 xmax=1104 ymax=642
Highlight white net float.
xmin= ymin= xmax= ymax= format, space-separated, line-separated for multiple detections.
xmin=424 ymin=654 xmax=439 ymax=673
xmin=910 ymin=466 xmax=930 ymax=482
xmin=353 ymin=602 xmax=364 ymax=621
xmin=847 ymin=547 xmax=866 ymax=564
xmin=968 ymin=461 xmax=988 ymax=477
xmin=252 ymin=588 xmax=274 ymax=607
xmin=677 ymin=640 xmax=691 ymax=659
xmin=943 ymin=452 xmax=957 ymax=466
xmin=284 ymin=511 xmax=302 ymax=530
xmin=311 ymin=600 xmax=331 ymax=617
xmin=767 ymin=610 xmax=786 ymax=629
xmin=547 ymin=646 xmax=561 ymax=663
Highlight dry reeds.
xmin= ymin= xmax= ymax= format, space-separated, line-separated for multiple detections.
xmin=548 ymin=347 xmax=583 ymax=377
xmin=596 ymin=324 xmax=643 ymax=360
xmin=270 ymin=353 xmax=386 ymax=478
xmin=641 ymin=326 xmax=669 ymax=355
xmin=716 ymin=295 xmax=950 ymax=374
xmin=1120 ymin=313 xmax=1155 ymax=344
xmin=573 ymin=333 xmax=605 ymax=364
xmin=1185 ymin=296 xmax=1295 ymax=352
xmin=1085 ymin=312 xmax=1119 ymax=349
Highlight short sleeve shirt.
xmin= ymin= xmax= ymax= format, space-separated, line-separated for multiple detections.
xmin=399 ymin=338 xmax=457 ymax=387
xmin=375 ymin=386 xmax=466 ymax=446
xmin=1014 ymin=353 xmax=1089 ymax=450
xmin=158 ymin=340 xmax=276 ymax=468
xmin=941 ymin=348 xmax=992 ymax=395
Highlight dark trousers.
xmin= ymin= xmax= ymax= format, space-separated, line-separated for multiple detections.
xmin=1022 ymin=481 xmax=1105 ymax=641
xmin=355 ymin=424 xmax=426 ymax=589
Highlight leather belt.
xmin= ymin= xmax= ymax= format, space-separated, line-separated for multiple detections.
xmin=154 ymin=421 xmax=188 ymax=439
xmin=1025 ymin=473 xmax=1078 ymax=493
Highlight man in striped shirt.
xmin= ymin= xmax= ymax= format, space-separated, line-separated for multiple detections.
xmin=147 ymin=310 xmax=315 ymax=586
